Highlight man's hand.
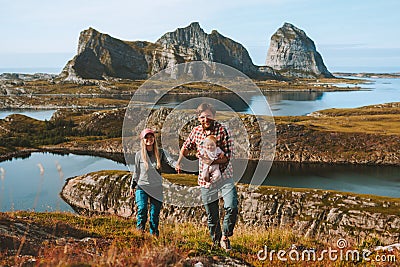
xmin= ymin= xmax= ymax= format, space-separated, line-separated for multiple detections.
xmin=176 ymin=147 xmax=189 ymax=174
xmin=202 ymin=158 xmax=214 ymax=165
xmin=175 ymin=162 xmax=181 ymax=174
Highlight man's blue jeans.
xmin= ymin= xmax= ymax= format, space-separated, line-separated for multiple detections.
xmin=200 ymin=179 xmax=238 ymax=243
xmin=135 ymin=187 xmax=162 ymax=236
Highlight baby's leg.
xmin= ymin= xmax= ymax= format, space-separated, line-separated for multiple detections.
xmin=210 ymin=164 xmax=221 ymax=181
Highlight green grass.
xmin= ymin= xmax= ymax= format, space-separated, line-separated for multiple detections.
xmin=163 ymin=173 xmax=198 ymax=186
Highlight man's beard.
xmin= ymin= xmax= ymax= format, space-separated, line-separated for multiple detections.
xmin=201 ymin=119 xmax=215 ymax=130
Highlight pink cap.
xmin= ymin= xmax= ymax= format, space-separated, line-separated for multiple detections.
xmin=140 ymin=128 xmax=155 ymax=139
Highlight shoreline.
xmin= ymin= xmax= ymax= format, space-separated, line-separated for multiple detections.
xmin=2 ymin=145 xmax=400 ymax=167
xmin=1 ymin=102 xmax=400 ymax=167
xmin=333 ymin=72 xmax=400 ymax=79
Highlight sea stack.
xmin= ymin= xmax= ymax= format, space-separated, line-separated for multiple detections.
xmin=265 ymin=22 xmax=334 ymax=78
xmin=59 ymin=22 xmax=278 ymax=81
xmin=59 ymin=22 xmax=333 ymax=81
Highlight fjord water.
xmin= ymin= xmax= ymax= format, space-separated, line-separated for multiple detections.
xmin=0 ymin=153 xmax=128 ymax=212
xmin=134 ymin=77 xmax=400 ymax=115
xmin=0 ymin=109 xmax=56 ymax=120
xmin=1 ymin=77 xmax=399 ymax=119
xmin=240 ymin=161 xmax=400 ymax=198
xmin=267 ymin=77 xmax=400 ymax=115
xmin=1 ymin=154 xmax=399 ymax=212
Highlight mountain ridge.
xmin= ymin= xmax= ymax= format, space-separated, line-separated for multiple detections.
xmin=60 ymin=22 xmax=333 ymax=81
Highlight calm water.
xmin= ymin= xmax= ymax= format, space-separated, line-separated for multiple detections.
xmin=267 ymin=77 xmax=400 ymax=115
xmin=0 ymin=153 xmax=128 ymax=212
xmin=134 ymin=77 xmax=400 ymax=116
xmin=0 ymin=109 xmax=56 ymax=120
xmin=241 ymin=162 xmax=400 ymax=198
xmin=1 ymin=78 xmax=399 ymax=119
xmin=1 ymin=154 xmax=399 ymax=212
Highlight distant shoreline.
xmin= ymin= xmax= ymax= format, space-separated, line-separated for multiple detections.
xmin=1 ymin=70 xmax=400 ymax=78
xmin=0 ymin=68 xmax=62 ymax=75
xmin=333 ymin=72 xmax=400 ymax=78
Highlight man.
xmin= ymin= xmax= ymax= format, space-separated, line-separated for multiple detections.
xmin=175 ymin=103 xmax=238 ymax=251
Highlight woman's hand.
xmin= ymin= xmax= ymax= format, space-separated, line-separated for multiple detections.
xmin=129 ymin=188 xmax=135 ymax=198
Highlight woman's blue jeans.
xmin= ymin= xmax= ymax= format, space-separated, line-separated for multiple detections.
xmin=135 ymin=187 xmax=162 ymax=236
xmin=200 ymin=179 xmax=238 ymax=243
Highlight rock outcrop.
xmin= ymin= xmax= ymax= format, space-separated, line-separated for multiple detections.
xmin=60 ymin=22 xmax=332 ymax=81
xmin=60 ymin=23 xmax=279 ymax=81
xmin=265 ymin=23 xmax=334 ymax=78
xmin=61 ymin=171 xmax=400 ymax=245
xmin=60 ymin=28 xmax=152 ymax=81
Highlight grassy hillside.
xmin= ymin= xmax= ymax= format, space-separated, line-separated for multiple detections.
xmin=1 ymin=211 xmax=397 ymax=266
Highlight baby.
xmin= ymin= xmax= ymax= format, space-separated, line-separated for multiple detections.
xmin=199 ymin=135 xmax=224 ymax=188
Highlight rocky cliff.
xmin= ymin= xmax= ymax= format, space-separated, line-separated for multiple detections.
xmin=60 ymin=22 xmax=331 ymax=81
xmin=61 ymin=171 xmax=400 ymax=245
xmin=265 ymin=23 xmax=334 ymax=78
xmin=60 ymin=23 xmax=278 ymax=81
xmin=60 ymin=27 xmax=153 ymax=81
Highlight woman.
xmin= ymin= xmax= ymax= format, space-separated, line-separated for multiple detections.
xmin=129 ymin=128 xmax=168 ymax=236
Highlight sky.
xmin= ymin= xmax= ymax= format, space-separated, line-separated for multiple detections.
xmin=1 ymin=0 xmax=399 ymax=73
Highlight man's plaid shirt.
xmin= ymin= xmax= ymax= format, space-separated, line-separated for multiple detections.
xmin=182 ymin=121 xmax=234 ymax=187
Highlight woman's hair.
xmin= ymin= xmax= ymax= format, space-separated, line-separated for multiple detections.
xmin=140 ymin=133 xmax=161 ymax=171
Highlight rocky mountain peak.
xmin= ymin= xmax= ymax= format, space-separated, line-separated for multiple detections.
xmin=156 ymin=21 xmax=209 ymax=51
xmin=60 ymin=22 xmax=331 ymax=81
xmin=60 ymin=27 xmax=150 ymax=81
xmin=265 ymin=22 xmax=333 ymax=78
xmin=282 ymin=22 xmax=305 ymax=33
xmin=77 ymin=27 xmax=105 ymax=54
xmin=187 ymin=21 xmax=202 ymax=31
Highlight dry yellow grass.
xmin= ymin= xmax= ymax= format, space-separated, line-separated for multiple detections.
xmin=2 ymin=211 xmax=397 ymax=266
xmin=276 ymin=103 xmax=400 ymax=135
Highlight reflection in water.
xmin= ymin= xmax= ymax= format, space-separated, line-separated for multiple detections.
xmin=132 ymin=90 xmax=335 ymax=116
xmin=0 ymin=154 xmax=399 ymax=213
xmin=131 ymin=77 xmax=400 ymax=116
xmin=134 ymin=92 xmax=253 ymax=113
xmin=1 ymin=78 xmax=398 ymax=117
xmin=237 ymin=161 xmax=400 ymax=198
xmin=135 ymin=92 xmax=324 ymax=115
xmin=133 ymin=90 xmax=325 ymax=115
xmin=264 ymin=91 xmax=324 ymax=102
xmin=0 ymin=152 xmax=128 ymax=212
